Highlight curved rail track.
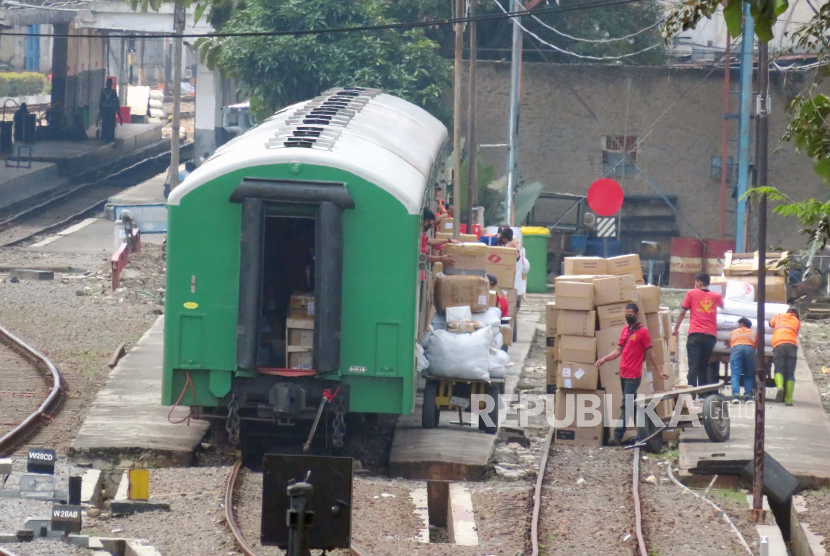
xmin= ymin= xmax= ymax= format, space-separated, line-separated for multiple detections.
xmin=225 ymin=459 xmax=370 ymax=556
xmin=0 ymin=324 xmax=64 ymax=457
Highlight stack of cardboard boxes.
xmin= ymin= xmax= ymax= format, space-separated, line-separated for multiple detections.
xmin=444 ymin=241 xmax=519 ymax=324
xmin=286 ymin=292 xmax=315 ymax=369
xmin=547 ymin=255 xmax=676 ymax=446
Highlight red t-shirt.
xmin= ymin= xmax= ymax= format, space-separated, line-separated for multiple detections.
xmin=421 ymin=232 xmax=429 ymax=255
xmin=618 ymin=324 xmax=652 ymax=379
xmin=495 ymin=292 xmax=509 ymax=318
xmin=682 ymin=288 xmax=723 ymax=336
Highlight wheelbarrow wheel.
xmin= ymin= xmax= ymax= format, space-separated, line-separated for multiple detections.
xmin=422 ymin=379 xmax=439 ymax=429
xmin=637 ymin=415 xmax=664 ymax=454
xmin=703 ymin=393 xmax=730 ymax=442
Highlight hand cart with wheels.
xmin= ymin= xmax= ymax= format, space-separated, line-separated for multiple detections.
xmin=630 ymin=381 xmax=731 ymax=453
xmin=421 ymin=374 xmax=505 ymax=434
xmin=710 ymin=353 xmax=775 ymax=388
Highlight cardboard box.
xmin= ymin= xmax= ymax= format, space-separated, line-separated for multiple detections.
xmin=595 ymin=326 xmax=624 ymax=359
xmin=287 ymin=350 xmax=313 ymax=370
xmin=554 ymin=274 xmax=610 ymax=284
xmin=504 ymin=288 xmax=518 ymax=318
xmin=555 ymin=281 xmax=595 ymax=311
xmin=287 ymin=328 xmax=314 ymax=348
xmin=650 ymin=337 xmax=669 ymax=364
xmin=597 ymin=303 xmax=628 ymax=330
xmin=659 ymin=310 xmax=671 ymax=340
xmin=554 ymin=389 xmax=605 ymax=446
xmin=645 ymin=313 xmax=663 ymax=342
xmin=435 ymin=232 xmax=478 ymax=243
xmin=486 ymin=246 xmax=518 ymax=289
xmin=646 ymin=361 xmax=677 ymax=392
xmin=546 ymin=346 xmax=557 ymax=385
xmin=445 ymin=243 xmax=487 ymax=272
xmin=546 ymin=302 xmax=558 ymax=337
xmin=636 ymin=285 xmax=661 ymax=313
xmin=556 ymin=310 xmax=596 ymax=338
xmin=488 ymin=289 xmax=497 ymax=307
xmin=593 ymin=275 xmax=637 ymax=307
xmin=557 ymin=335 xmax=596 ymax=364
xmin=289 ymin=292 xmax=315 ymax=318
xmin=711 ymin=275 xmax=787 ymax=303
xmin=557 ymin=360 xmax=599 ymax=390
xmin=669 ymin=334 xmax=677 ymax=355
xmin=606 ymin=254 xmax=643 ymax=280
xmin=434 ymin=275 xmax=490 ymax=313
xmin=563 ymin=256 xmax=608 ymax=276
xmin=501 ymin=323 xmax=513 ymax=346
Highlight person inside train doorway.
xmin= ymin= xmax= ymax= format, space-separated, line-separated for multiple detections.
xmin=98 ymin=78 xmax=123 ymax=143
xmin=770 ymin=307 xmax=801 ymax=406
xmin=671 ymin=272 xmax=724 ymax=388
xmin=421 ymin=208 xmax=456 ymax=268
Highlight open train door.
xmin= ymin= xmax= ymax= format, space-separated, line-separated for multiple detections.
xmin=231 ymin=178 xmax=355 ymax=373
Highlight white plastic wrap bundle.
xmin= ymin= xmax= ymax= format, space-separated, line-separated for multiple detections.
xmin=712 ymin=280 xmax=784 ymax=357
xmin=488 ymin=349 xmax=513 ymax=379
xmin=426 ymin=327 xmax=493 ymax=381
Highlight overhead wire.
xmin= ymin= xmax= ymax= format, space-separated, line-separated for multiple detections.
xmin=492 ymin=0 xmax=664 ymax=60
xmin=0 ymin=0 xmax=646 ymax=39
xmin=529 ymin=10 xmax=667 ymax=43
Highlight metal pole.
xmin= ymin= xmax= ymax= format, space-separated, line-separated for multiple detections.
xmin=505 ymin=0 xmax=522 ymax=226
xmin=170 ymin=6 xmax=184 ymax=192
xmin=466 ymin=0 xmax=478 ymax=229
xmin=452 ymin=0 xmax=463 ymax=240
xmin=752 ymin=39 xmax=769 ymax=519
xmin=719 ymin=35 xmax=731 ymax=239
xmin=736 ymin=4 xmax=754 ymax=251
xmin=138 ymin=37 xmax=145 ymax=87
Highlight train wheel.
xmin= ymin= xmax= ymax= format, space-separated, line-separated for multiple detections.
xmin=422 ymin=380 xmax=439 ymax=429
xmin=703 ymin=393 xmax=730 ymax=442
xmin=477 ymin=383 xmax=499 ymax=435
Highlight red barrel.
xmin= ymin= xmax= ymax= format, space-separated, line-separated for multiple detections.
xmin=703 ymin=239 xmax=735 ymax=277
xmin=669 ymin=237 xmax=704 ymax=288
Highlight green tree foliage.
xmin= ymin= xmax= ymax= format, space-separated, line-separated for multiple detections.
xmin=195 ymin=0 xmax=452 ymax=122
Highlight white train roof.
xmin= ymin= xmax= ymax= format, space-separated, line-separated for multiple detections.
xmin=168 ymin=88 xmax=448 ymax=214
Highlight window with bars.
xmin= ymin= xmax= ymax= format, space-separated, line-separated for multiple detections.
xmin=602 ymin=135 xmax=638 ymax=177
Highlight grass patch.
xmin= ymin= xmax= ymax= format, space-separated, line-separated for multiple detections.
xmin=709 ymin=488 xmax=748 ymax=504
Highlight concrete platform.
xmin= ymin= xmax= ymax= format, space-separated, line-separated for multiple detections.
xmin=18 ymin=123 xmax=163 ymax=176
xmin=69 ymin=317 xmax=209 ymax=467
xmin=0 ymin=161 xmax=67 ymax=212
xmin=27 ymin=218 xmax=165 ymax=256
xmin=678 ymin=324 xmax=830 ymax=487
xmin=387 ymin=309 xmax=540 ymax=481
xmin=104 ymin=172 xmax=167 ymax=233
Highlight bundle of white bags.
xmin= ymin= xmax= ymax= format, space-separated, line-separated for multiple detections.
xmin=423 ymin=306 xmax=512 ymax=381
xmin=711 ymin=280 xmax=787 ymax=356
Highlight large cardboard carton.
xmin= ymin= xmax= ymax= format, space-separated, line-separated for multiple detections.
xmin=289 ymin=292 xmax=315 ymax=318
xmin=486 ymin=246 xmax=518 ymax=290
xmin=645 ymin=313 xmax=663 ymax=342
xmin=669 ymin=334 xmax=677 ymax=355
xmin=287 ymin=328 xmax=314 ymax=348
xmin=504 ymin=288 xmax=518 ymax=317
xmin=557 ymin=335 xmax=596 ymax=364
xmin=546 ymin=346 xmax=557 ymax=385
xmin=659 ymin=310 xmax=671 ymax=340
xmin=644 ymin=362 xmax=676 ymax=392
xmin=546 ymin=302 xmax=558 ymax=337
xmin=287 ymin=350 xmax=313 ymax=370
xmin=554 ymin=274 xmax=610 ymax=284
xmin=435 ymin=232 xmax=479 ymax=243
xmin=636 ymin=285 xmax=661 ymax=313
xmin=606 ymin=254 xmax=644 ymax=280
xmin=593 ymin=275 xmax=637 ymax=307
xmin=445 ymin=243 xmax=487 ymax=272
xmin=557 ymin=310 xmax=596 ymax=338
xmin=650 ymin=337 xmax=669 ymax=364
xmin=555 ymin=281 xmax=595 ymax=311
xmin=597 ymin=303 xmax=628 ymax=330
xmin=595 ymin=326 xmax=624 ymax=359
xmin=434 ymin=275 xmax=490 ymax=313
xmin=501 ymin=324 xmax=513 ymax=346
xmin=554 ymin=389 xmax=605 ymax=446
xmin=711 ymin=275 xmax=787 ymax=303
xmin=563 ymin=256 xmax=608 ymax=276
xmin=557 ymin=360 xmax=599 ymax=390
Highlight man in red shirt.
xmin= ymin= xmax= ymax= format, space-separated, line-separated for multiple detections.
xmin=597 ymin=303 xmax=667 ymax=446
xmin=672 ymin=272 xmax=724 ymax=388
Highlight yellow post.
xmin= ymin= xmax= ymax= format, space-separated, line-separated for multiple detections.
xmin=128 ymin=469 xmax=150 ymax=501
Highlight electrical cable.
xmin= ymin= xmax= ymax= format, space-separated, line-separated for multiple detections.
xmin=529 ymin=10 xmax=666 ymax=43
xmin=492 ymin=0 xmax=663 ymax=60
xmin=168 ymin=371 xmax=196 ymax=425
xmin=0 ymin=0 xmax=645 ymax=39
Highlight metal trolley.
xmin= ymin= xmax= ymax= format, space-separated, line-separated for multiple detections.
xmin=421 ymin=375 xmax=506 ymax=434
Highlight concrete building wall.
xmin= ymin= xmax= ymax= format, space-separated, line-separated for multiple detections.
xmin=65 ymin=25 xmax=106 ymax=128
xmin=468 ymin=61 xmax=828 ymax=250
xmin=0 ymin=25 xmax=53 ymax=73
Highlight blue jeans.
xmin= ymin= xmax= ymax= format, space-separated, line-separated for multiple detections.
xmin=730 ymin=344 xmax=755 ymax=397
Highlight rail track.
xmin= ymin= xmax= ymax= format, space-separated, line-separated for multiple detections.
xmin=225 ymin=459 xmax=370 ymax=556
xmin=0 ymin=147 xmax=174 ymax=248
xmin=0 ymin=324 xmax=64 ymax=458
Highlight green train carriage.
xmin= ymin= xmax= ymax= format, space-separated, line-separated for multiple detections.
xmin=162 ymin=88 xmax=448 ymax=435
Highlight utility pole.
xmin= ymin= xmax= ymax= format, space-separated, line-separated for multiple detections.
xmin=736 ymin=4 xmax=754 ymax=251
xmin=138 ymin=37 xmax=145 ymax=87
xmin=752 ymin=39 xmax=770 ymax=520
xmin=170 ymin=5 xmax=185 ymax=192
xmin=505 ymin=0 xmax=522 ymax=226
xmin=719 ymin=35 xmax=731 ymax=239
xmin=452 ymin=0 xmax=463 ymax=240
xmin=466 ymin=0 xmax=478 ymax=229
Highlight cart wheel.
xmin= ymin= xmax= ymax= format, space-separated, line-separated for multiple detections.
xmin=637 ymin=415 xmax=664 ymax=454
xmin=422 ymin=380 xmax=439 ymax=429
xmin=477 ymin=383 xmax=499 ymax=435
xmin=703 ymin=393 xmax=730 ymax=442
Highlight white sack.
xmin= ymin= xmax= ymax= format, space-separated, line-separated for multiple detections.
xmin=426 ymin=327 xmax=492 ymax=381
xmin=715 ymin=329 xmax=772 ymax=343
xmin=415 ymin=343 xmax=429 ymax=372
xmin=717 ymin=313 xmax=767 ymax=330
xmin=488 ymin=349 xmax=513 ymax=379
xmin=149 ymin=90 xmax=164 ymax=100
xmin=431 ymin=312 xmax=447 ymax=332
xmin=493 ymin=332 xmax=504 ymax=349
xmin=725 ymin=280 xmax=755 ymax=302
xmin=472 ymin=307 xmax=503 ymax=334
xmin=713 ymin=339 xmax=772 ymax=357
xmin=446 ymin=306 xmax=472 ymax=324
xmin=723 ymin=297 xmax=789 ymax=321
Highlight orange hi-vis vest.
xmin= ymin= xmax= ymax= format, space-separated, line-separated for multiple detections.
xmin=770 ymin=313 xmax=799 ymax=348
xmin=729 ymin=327 xmax=756 ymax=348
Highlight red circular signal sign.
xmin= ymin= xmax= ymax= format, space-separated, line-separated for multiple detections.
xmin=587 ymin=178 xmax=624 ymax=216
